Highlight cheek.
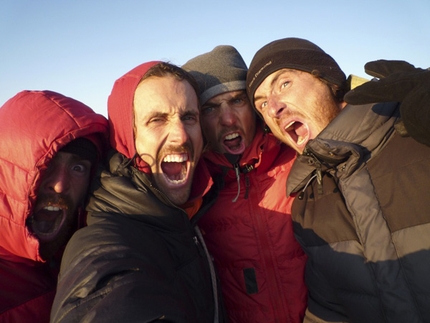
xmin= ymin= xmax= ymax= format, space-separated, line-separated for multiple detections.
xmin=190 ymin=126 xmax=203 ymax=153
xmin=72 ymin=176 xmax=90 ymax=204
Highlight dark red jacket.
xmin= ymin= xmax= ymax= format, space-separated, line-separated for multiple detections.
xmin=199 ymin=126 xmax=308 ymax=323
xmin=0 ymin=90 xmax=108 ymax=323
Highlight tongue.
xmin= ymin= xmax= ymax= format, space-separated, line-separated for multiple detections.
xmin=162 ymin=162 xmax=184 ymax=180
xmin=223 ymin=137 xmax=245 ymax=154
xmin=294 ymin=123 xmax=308 ymax=138
xmin=33 ymin=210 xmax=61 ymax=233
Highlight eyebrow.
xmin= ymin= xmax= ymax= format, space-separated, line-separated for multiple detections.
xmin=253 ymin=70 xmax=289 ymax=103
xmin=254 ymin=69 xmax=285 ymax=102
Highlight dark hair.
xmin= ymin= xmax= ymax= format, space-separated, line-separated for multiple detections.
xmin=141 ymin=62 xmax=199 ymax=96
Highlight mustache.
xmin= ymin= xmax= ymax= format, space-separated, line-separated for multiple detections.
xmin=34 ymin=194 xmax=73 ymax=211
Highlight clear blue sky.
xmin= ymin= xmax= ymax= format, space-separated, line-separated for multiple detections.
xmin=1 ymin=0 xmax=429 ymax=117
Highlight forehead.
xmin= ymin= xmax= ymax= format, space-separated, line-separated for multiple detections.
xmin=206 ymin=90 xmax=247 ymax=104
xmin=134 ymin=75 xmax=198 ymax=117
xmin=262 ymin=68 xmax=304 ymax=85
xmin=255 ymin=69 xmax=315 ymax=96
xmin=51 ymin=151 xmax=91 ymax=165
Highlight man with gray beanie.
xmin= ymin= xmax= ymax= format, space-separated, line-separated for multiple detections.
xmin=183 ymin=45 xmax=307 ymax=323
xmin=247 ymin=37 xmax=430 ymax=323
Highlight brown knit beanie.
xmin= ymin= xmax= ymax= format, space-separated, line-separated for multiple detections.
xmin=246 ymin=37 xmax=346 ymax=101
xmin=182 ymin=45 xmax=248 ymax=105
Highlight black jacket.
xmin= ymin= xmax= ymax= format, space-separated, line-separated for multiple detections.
xmin=288 ymin=102 xmax=430 ymax=323
xmin=51 ymin=152 xmax=225 ymax=323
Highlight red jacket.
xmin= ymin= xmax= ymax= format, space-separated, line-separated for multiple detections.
xmin=0 ymin=90 xmax=108 ymax=323
xmin=199 ymin=126 xmax=307 ymax=323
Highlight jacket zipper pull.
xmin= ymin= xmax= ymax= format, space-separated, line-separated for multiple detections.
xmin=316 ymin=165 xmax=323 ymax=195
xmin=298 ymin=173 xmax=317 ymax=200
xmin=232 ymin=163 xmax=241 ymax=202
xmin=244 ymin=175 xmax=250 ymax=199
xmin=193 ymin=236 xmax=204 ymax=257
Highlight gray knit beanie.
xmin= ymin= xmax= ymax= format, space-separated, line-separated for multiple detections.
xmin=246 ymin=37 xmax=346 ymax=101
xmin=182 ymin=45 xmax=248 ymax=105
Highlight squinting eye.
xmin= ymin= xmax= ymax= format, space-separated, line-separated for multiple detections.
xmin=261 ymin=101 xmax=268 ymax=109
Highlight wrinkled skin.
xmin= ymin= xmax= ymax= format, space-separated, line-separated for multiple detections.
xmin=254 ymin=69 xmax=345 ymax=153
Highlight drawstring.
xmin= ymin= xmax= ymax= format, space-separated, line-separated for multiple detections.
xmin=195 ymin=226 xmax=220 ymax=323
xmin=298 ymin=173 xmax=317 ymax=200
xmin=232 ymin=164 xmax=254 ymax=203
xmin=223 ymin=153 xmax=256 ymax=203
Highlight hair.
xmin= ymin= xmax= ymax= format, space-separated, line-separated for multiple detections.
xmin=141 ymin=62 xmax=199 ymax=95
xmin=132 ymin=62 xmax=200 ymax=139
xmin=310 ymin=69 xmax=349 ymax=103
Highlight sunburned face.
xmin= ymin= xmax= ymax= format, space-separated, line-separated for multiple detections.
xmin=133 ymin=75 xmax=202 ymax=206
xmin=29 ymin=151 xmax=92 ymax=259
xmin=200 ymin=90 xmax=256 ymax=155
xmin=254 ymin=69 xmax=345 ymax=154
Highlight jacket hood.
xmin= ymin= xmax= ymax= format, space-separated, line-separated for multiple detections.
xmin=107 ymin=61 xmax=161 ymax=173
xmin=287 ymin=102 xmax=400 ymax=195
xmin=0 ymin=90 xmax=109 ymax=262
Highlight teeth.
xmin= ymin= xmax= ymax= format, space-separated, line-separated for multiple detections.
xmin=167 ymin=178 xmax=187 ymax=185
xmin=225 ymin=133 xmax=239 ymax=140
xmin=163 ymin=153 xmax=188 ymax=163
xmin=284 ymin=121 xmax=295 ymax=131
xmin=44 ymin=206 xmax=61 ymax=211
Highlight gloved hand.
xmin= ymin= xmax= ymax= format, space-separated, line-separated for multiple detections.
xmin=344 ymin=60 xmax=430 ymax=147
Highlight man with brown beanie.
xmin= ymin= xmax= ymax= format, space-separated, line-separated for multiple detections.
xmin=246 ymin=37 xmax=430 ymax=323
xmin=0 ymin=90 xmax=108 ymax=323
xmin=183 ymin=45 xmax=307 ymax=323
xmin=51 ymin=61 xmax=226 ymax=323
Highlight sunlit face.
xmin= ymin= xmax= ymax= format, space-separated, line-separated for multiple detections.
xmin=29 ymin=151 xmax=92 ymax=260
xmin=200 ymin=90 xmax=256 ymax=155
xmin=133 ymin=75 xmax=202 ymax=205
xmin=254 ymin=69 xmax=345 ymax=154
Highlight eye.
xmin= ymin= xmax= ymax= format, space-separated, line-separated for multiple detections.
xmin=201 ymin=106 xmax=215 ymax=116
xmin=233 ymin=98 xmax=243 ymax=105
xmin=149 ymin=117 xmax=165 ymax=124
xmin=72 ymin=164 xmax=86 ymax=173
xmin=182 ymin=112 xmax=198 ymax=124
xmin=281 ymin=80 xmax=290 ymax=89
xmin=71 ymin=161 xmax=91 ymax=177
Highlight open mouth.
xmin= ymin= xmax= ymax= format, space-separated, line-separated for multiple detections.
xmin=31 ymin=204 xmax=67 ymax=242
xmin=284 ymin=120 xmax=310 ymax=150
xmin=161 ymin=153 xmax=190 ymax=185
xmin=223 ymin=132 xmax=245 ymax=154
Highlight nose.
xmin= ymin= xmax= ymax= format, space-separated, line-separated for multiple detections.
xmin=42 ymin=166 xmax=71 ymax=194
xmin=169 ymin=119 xmax=188 ymax=144
xmin=267 ymin=95 xmax=285 ymax=118
xmin=220 ymin=106 xmax=237 ymax=126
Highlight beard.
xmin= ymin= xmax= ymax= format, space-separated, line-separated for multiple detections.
xmin=27 ymin=194 xmax=81 ymax=260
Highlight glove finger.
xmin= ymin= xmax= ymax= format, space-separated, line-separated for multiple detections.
xmin=344 ymin=69 xmax=430 ymax=105
xmin=400 ymin=84 xmax=430 ymax=147
xmin=344 ymin=78 xmax=400 ymax=104
xmin=364 ymin=60 xmax=417 ymax=79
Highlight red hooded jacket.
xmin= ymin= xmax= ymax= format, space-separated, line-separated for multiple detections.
xmin=198 ymin=126 xmax=308 ymax=323
xmin=0 ymin=90 xmax=108 ymax=323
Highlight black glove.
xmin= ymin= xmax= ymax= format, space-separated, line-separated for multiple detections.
xmin=344 ymin=60 xmax=430 ymax=147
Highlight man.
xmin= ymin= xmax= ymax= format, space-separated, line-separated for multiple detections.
xmin=183 ymin=45 xmax=307 ymax=323
xmin=50 ymin=62 xmax=226 ymax=323
xmin=246 ymin=37 xmax=430 ymax=322
xmin=0 ymin=90 xmax=108 ymax=323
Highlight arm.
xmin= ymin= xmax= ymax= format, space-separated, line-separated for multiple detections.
xmin=50 ymin=221 xmax=190 ymax=323
xmin=344 ymin=60 xmax=430 ymax=147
